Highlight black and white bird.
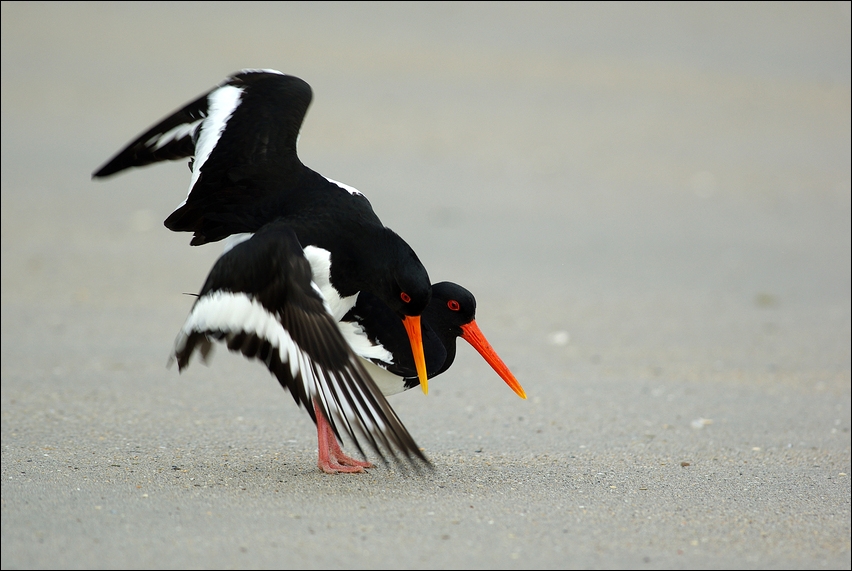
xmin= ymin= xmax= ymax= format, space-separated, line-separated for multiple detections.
xmin=93 ymin=69 xmax=434 ymax=473
xmin=169 ymin=222 xmax=428 ymax=472
xmin=342 ymin=281 xmax=527 ymax=399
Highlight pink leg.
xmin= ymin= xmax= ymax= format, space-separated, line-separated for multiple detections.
xmin=314 ymin=401 xmax=373 ymax=474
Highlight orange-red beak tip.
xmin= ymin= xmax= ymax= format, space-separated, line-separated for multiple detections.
xmin=505 ymin=377 xmax=527 ymax=400
xmin=461 ymin=321 xmax=527 ymax=400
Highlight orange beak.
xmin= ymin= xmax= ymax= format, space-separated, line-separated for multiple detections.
xmin=460 ymin=320 xmax=527 ymax=399
xmin=402 ymin=315 xmax=429 ymax=394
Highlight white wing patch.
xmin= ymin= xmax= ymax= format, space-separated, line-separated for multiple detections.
xmin=147 ymin=119 xmax=203 ymax=151
xmin=338 ymin=319 xmax=394 ymax=364
xmin=174 ymin=84 xmax=244 ymax=210
xmin=173 ymin=290 xmax=302 ymax=378
xmin=325 ymin=177 xmax=363 ymax=197
xmin=171 ymin=290 xmax=386 ymax=423
xmin=302 ymin=245 xmax=358 ymax=320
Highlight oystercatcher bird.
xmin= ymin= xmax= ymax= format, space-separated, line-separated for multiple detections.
xmin=92 ymin=69 xmax=433 ymax=472
xmin=342 ymin=282 xmax=527 ymax=399
xmin=169 ymin=221 xmax=428 ymax=472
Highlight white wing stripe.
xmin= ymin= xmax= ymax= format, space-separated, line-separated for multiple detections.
xmin=174 ymin=286 xmax=408 ymax=459
xmin=179 ymin=291 xmax=386 ymax=435
xmin=337 ymin=320 xmax=394 ymax=363
xmin=303 ymin=245 xmax=357 ymax=320
xmin=175 ymin=84 xmax=244 ymax=210
xmin=181 ymin=291 xmax=300 ymax=374
xmin=147 ymin=119 xmax=203 ymax=151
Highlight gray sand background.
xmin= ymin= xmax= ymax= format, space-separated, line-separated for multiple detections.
xmin=2 ymin=2 xmax=850 ymax=569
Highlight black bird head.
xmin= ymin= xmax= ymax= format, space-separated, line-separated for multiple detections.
xmin=426 ymin=282 xmax=526 ymax=399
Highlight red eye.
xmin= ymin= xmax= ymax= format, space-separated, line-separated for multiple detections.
xmin=400 ymin=292 xmax=411 ymax=303
xmin=447 ymin=300 xmax=460 ymax=311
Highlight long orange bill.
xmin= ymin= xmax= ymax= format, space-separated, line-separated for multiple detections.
xmin=460 ymin=320 xmax=527 ymax=399
xmin=402 ymin=315 xmax=429 ymax=394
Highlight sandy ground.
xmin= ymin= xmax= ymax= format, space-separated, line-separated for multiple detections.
xmin=1 ymin=2 xmax=850 ymax=569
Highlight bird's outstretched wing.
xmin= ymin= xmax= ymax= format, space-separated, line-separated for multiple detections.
xmin=90 ymin=90 xmax=208 ymax=178
xmin=169 ymin=221 xmax=429 ymax=468
xmin=93 ymin=69 xmax=323 ymax=245
xmin=92 ymin=69 xmax=308 ymax=180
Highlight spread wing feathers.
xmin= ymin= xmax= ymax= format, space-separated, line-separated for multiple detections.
xmin=91 ymin=91 xmax=208 ymax=178
xmin=92 ymin=69 xmax=310 ymax=182
xmin=92 ymin=69 xmax=315 ymax=246
xmin=167 ymin=222 xmax=429 ymax=467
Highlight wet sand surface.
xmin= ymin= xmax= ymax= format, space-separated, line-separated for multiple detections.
xmin=2 ymin=3 xmax=850 ymax=569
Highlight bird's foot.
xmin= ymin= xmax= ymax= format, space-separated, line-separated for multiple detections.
xmin=318 ymin=430 xmax=374 ymax=474
xmin=315 ymin=401 xmax=374 ymax=474
xmin=317 ymin=457 xmax=373 ymax=474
